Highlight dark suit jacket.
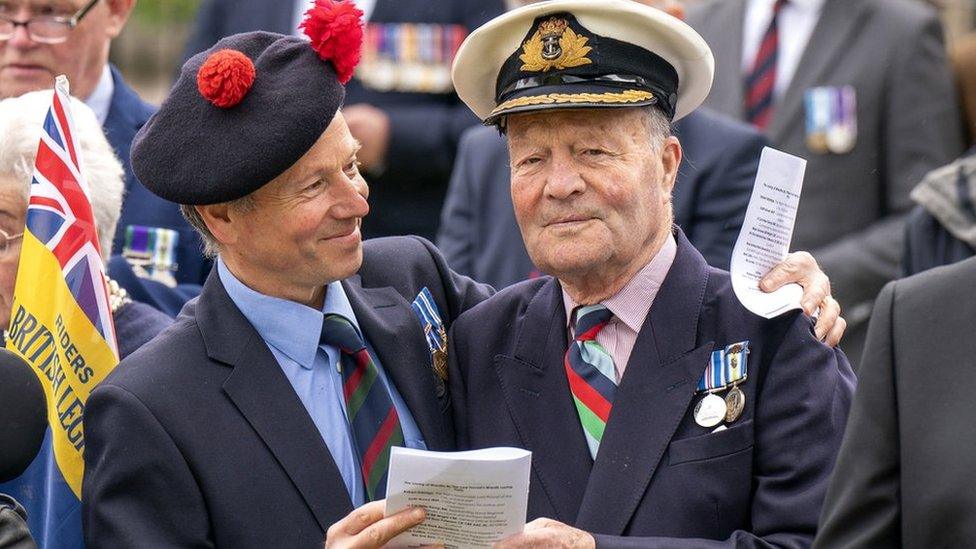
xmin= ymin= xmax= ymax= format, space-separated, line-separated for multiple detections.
xmin=688 ymin=0 xmax=963 ymax=318
xmin=437 ymin=108 xmax=766 ymax=288
xmin=104 ymin=67 xmax=210 ymax=289
xmin=449 ymin=230 xmax=855 ymax=548
xmin=182 ymin=0 xmax=505 ymax=240
xmin=82 ymin=237 xmax=491 ymax=548
xmin=815 ymin=257 xmax=976 ymax=548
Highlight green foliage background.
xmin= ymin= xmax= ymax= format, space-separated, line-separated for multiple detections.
xmin=132 ymin=0 xmax=202 ymax=25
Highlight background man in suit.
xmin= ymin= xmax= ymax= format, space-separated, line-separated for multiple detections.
xmin=444 ymin=2 xmax=853 ymax=546
xmin=815 ymin=256 xmax=976 ymax=548
xmin=687 ymin=0 xmax=964 ymax=361
xmin=81 ymin=13 xmax=493 ymax=546
xmin=437 ymin=0 xmax=768 ymax=287
xmin=0 ymin=0 xmax=211 ymax=300
xmin=182 ymin=0 xmax=505 ymax=241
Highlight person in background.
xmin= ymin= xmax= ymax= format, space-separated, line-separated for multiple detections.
xmin=0 ymin=90 xmax=171 ymax=549
xmin=688 ymin=0 xmax=964 ymax=362
xmin=904 ymin=33 xmax=976 ymax=276
xmin=815 ymin=256 xmax=976 ymax=548
xmin=437 ymin=0 xmax=767 ymax=288
xmin=181 ymin=0 xmax=506 ymax=241
xmin=0 ymin=0 xmax=212 ymax=304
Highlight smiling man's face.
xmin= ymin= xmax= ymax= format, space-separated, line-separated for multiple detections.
xmin=0 ymin=0 xmax=130 ymax=100
xmin=506 ymin=107 xmax=680 ymax=285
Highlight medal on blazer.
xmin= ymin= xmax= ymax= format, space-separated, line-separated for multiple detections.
xmin=695 ymin=341 xmax=751 ymax=427
xmin=411 ymin=287 xmax=450 ymax=382
xmin=357 ymin=22 xmax=468 ymax=94
xmin=805 ymin=86 xmax=857 ymax=155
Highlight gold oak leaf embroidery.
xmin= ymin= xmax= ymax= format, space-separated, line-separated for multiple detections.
xmin=519 ymin=26 xmax=593 ymax=72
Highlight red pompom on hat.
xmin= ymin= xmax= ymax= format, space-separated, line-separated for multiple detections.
xmin=197 ymin=49 xmax=256 ymax=108
xmin=300 ymin=0 xmax=364 ymax=84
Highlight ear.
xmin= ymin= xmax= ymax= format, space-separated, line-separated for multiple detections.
xmin=660 ymin=135 xmax=682 ymax=196
xmin=104 ymin=0 xmax=136 ymax=40
xmin=196 ymin=203 xmax=238 ymax=248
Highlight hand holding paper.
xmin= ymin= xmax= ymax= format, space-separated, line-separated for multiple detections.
xmin=384 ymin=447 xmax=532 ymax=549
xmin=731 ymin=147 xmax=808 ymax=318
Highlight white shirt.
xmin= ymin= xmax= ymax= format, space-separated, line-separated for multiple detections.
xmin=292 ymin=0 xmax=377 ymax=36
xmin=84 ymin=64 xmax=114 ymax=125
xmin=741 ymin=0 xmax=826 ymax=99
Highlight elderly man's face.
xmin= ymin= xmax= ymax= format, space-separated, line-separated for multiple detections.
xmin=507 ymin=108 xmax=680 ymax=285
xmin=0 ymin=0 xmax=131 ymax=100
xmin=213 ymin=113 xmax=369 ymax=304
xmin=0 ymin=177 xmax=25 ymax=327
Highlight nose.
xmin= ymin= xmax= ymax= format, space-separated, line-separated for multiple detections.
xmin=544 ymin=151 xmax=586 ymax=200
xmin=334 ymin=174 xmax=370 ymax=220
xmin=6 ymin=22 xmax=36 ymax=49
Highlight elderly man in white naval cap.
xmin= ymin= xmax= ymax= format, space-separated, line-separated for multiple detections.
xmin=324 ymin=1 xmax=854 ymax=547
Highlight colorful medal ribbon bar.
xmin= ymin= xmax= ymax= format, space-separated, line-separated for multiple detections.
xmin=696 ymin=340 xmax=750 ymax=393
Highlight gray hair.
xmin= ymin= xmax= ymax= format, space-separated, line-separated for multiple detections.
xmin=0 ymin=91 xmax=124 ymax=263
xmin=180 ymin=194 xmax=256 ymax=259
xmin=642 ymin=105 xmax=673 ymax=150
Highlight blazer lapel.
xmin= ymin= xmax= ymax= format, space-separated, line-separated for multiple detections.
xmin=768 ymin=0 xmax=869 ymax=141
xmin=493 ymin=279 xmax=593 ymax=524
xmin=342 ymin=277 xmax=454 ymax=451
xmin=195 ymin=273 xmax=351 ymax=533
xmin=575 ymin=232 xmax=714 ymax=535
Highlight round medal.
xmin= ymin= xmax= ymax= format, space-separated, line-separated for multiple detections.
xmin=725 ymin=385 xmax=746 ymax=423
xmin=694 ymin=393 xmax=727 ymax=428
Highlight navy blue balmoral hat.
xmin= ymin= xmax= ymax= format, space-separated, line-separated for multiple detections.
xmin=132 ymin=1 xmax=365 ymax=205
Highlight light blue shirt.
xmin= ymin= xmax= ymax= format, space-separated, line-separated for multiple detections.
xmin=217 ymin=258 xmax=426 ymax=506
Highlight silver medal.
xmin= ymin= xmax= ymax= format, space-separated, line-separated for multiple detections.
xmin=694 ymin=393 xmax=727 ymax=428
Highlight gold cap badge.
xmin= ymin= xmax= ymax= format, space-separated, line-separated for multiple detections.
xmin=519 ymin=17 xmax=592 ymax=72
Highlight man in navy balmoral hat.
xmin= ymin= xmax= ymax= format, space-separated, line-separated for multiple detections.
xmin=79 ymin=3 xmax=494 ymax=547
xmin=443 ymin=1 xmax=854 ymax=547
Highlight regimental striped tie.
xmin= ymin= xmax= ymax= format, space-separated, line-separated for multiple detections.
xmin=564 ymin=304 xmax=617 ymax=460
xmin=744 ymin=0 xmax=788 ymax=129
xmin=321 ymin=314 xmax=404 ymax=501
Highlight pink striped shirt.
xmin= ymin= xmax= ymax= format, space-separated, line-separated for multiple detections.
xmin=563 ymin=234 xmax=678 ymax=381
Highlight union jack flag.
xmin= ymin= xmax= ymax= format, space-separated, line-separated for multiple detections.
xmin=24 ymin=76 xmax=118 ymax=359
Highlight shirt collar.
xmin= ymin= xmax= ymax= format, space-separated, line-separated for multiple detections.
xmin=562 ymin=232 xmax=677 ymax=333
xmin=217 ymin=257 xmax=360 ymax=369
xmin=84 ymin=64 xmax=114 ymax=125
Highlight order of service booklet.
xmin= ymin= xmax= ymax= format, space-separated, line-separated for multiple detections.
xmin=384 ymin=447 xmax=532 ymax=549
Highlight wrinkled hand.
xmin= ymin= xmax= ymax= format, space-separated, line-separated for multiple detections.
xmin=324 ymin=500 xmax=431 ymax=549
xmin=343 ymin=104 xmax=391 ymax=174
xmin=494 ymin=518 xmax=595 ymax=549
xmin=759 ymin=251 xmax=846 ymax=347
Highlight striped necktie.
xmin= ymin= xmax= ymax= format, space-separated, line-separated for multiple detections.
xmin=321 ymin=314 xmax=404 ymax=501
xmin=564 ymin=304 xmax=617 ymax=460
xmin=745 ymin=0 xmax=788 ymax=129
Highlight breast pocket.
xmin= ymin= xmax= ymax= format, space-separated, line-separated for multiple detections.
xmin=668 ymin=420 xmax=754 ymax=466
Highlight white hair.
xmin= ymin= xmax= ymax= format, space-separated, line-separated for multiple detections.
xmin=0 ymin=90 xmax=124 ymax=263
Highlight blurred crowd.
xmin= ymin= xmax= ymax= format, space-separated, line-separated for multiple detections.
xmin=1 ymin=0 xmax=975 ymax=547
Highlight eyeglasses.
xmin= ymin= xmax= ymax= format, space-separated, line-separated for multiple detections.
xmin=0 ymin=0 xmax=100 ymax=45
xmin=0 ymin=227 xmax=23 ymax=256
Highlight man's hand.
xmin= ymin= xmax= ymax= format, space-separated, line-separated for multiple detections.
xmin=343 ymin=104 xmax=391 ymax=174
xmin=494 ymin=518 xmax=595 ymax=549
xmin=324 ymin=500 xmax=429 ymax=548
xmin=760 ymin=251 xmax=846 ymax=347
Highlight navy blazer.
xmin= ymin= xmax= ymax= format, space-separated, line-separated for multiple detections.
xmin=105 ymin=67 xmax=210 ymax=289
xmin=449 ymin=230 xmax=855 ymax=547
xmin=437 ymin=108 xmax=766 ymax=288
xmin=182 ymin=0 xmax=506 ymax=240
xmin=82 ymin=237 xmax=491 ymax=548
